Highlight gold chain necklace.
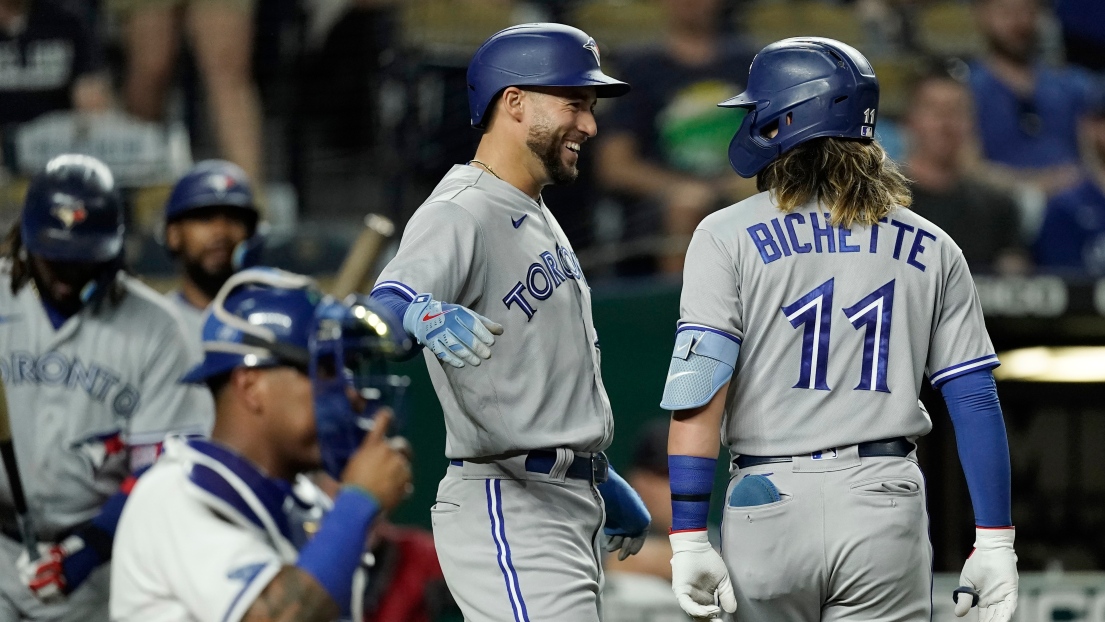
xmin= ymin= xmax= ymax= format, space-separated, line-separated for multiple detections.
xmin=468 ymin=159 xmax=503 ymax=180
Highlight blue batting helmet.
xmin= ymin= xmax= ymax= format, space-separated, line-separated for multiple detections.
xmin=467 ymin=23 xmax=630 ymax=129
xmin=21 ymin=154 xmax=123 ymax=263
xmin=183 ymin=268 xmax=413 ymax=479
xmin=719 ymin=37 xmax=879 ymax=177
xmin=165 ymin=160 xmax=258 ymax=234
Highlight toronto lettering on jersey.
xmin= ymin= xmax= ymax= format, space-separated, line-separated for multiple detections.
xmin=502 ymin=244 xmax=584 ymax=320
xmin=0 ymin=351 xmax=140 ymax=417
xmin=747 ymin=214 xmax=938 ymax=272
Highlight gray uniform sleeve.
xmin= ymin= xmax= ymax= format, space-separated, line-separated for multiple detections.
xmin=128 ymin=321 xmax=214 ymax=447
xmin=375 ymin=201 xmax=485 ymax=305
xmin=678 ymin=229 xmax=744 ymax=341
xmin=926 ymin=247 xmax=999 ymax=387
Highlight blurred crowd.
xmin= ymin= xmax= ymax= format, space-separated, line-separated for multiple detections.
xmin=0 ymin=0 xmax=1101 ymax=282
xmin=0 ymin=0 xmax=1100 ymax=620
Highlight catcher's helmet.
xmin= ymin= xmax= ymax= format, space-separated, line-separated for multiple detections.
xmin=183 ymin=268 xmax=413 ymax=478
xmin=165 ymin=160 xmax=259 ymax=233
xmin=719 ymin=37 xmax=879 ymax=177
xmin=467 ymin=22 xmax=630 ymax=129
xmin=21 ymin=154 xmax=123 ymax=263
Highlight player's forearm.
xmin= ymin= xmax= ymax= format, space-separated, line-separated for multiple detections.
xmin=939 ymin=370 xmax=1012 ymax=527
xmin=668 ymin=385 xmax=727 ymax=458
xmin=667 ymin=387 xmax=727 ymax=533
xmin=242 ymin=566 xmax=340 ymax=622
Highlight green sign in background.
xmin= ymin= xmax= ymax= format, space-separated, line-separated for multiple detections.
xmin=388 ymin=279 xmax=733 ymax=528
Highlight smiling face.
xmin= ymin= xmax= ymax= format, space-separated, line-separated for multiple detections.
xmin=166 ymin=206 xmax=252 ymax=299
xmin=522 ymin=86 xmax=599 ymax=186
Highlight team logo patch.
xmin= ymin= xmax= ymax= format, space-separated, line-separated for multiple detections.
xmin=583 ymin=38 xmax=600 ymax=64
xmin=861 ymin=126 xmax=874 ymax=138
xmin=51 ymin=197 xmax=88 ymax=229
xmin=208 ymin=174 xmax=236 ymax=197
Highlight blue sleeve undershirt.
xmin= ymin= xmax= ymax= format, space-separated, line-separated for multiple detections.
xmin=938 ymin=369 xmax=1012 ymax=527
xmin=368 ymin=288 xmax=423 ymax=359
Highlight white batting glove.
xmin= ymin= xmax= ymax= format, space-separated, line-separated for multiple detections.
xmin=670 ymin=530 xmax=737 ymax=621
xmin=403 ymin=294 xmax=503 ymax=368
xmin=16 ymin=536 xmax=84 ymax=604
xmin=954 ymin=527 xmax=1018 ymax=622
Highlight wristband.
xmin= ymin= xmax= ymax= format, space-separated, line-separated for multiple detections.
xmin=670 ymin=455 xmax=716 ymax=532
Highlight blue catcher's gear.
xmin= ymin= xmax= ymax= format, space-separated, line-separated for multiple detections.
xmin=467 ymin=22 xmax=630 ymax=129
xmin=21 ymin=154 xmax=123 ymax=263
xmin=718 ymin=37 xmax=879 ymax=177
xmin=165 ymin=159 xmax=262 ymax=269
xmin=182 ymin=268 xmax=413 ymax=479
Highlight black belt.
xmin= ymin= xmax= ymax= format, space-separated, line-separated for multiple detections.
xmin=735 ymin=437 xmax=914 ymax=469
xmin=450 ymin=450 xmax=609 ymax=483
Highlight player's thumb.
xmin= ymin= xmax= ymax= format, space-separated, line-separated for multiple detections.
xmin=954 ymin=587 xmax=976 ymax=617
xmin=365 ymin=410 xmax=392 ymax=446
xmin=717 ymin=576 xmax=738 ymax=613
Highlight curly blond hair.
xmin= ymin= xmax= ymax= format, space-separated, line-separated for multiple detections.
xmin=756 ymin=138 xmax=911 ymax=228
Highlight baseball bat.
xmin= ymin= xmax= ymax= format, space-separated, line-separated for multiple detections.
xmin=330 ymin=214 xmax=396 ymax=299
xmin=0 ymin=377 xmax=38 ymax=561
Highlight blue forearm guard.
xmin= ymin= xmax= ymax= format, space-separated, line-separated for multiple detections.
xmin=669 ymin=455 xmax=716 ymax=532
xmin=296 ymin=487 xmax=380 ymax=614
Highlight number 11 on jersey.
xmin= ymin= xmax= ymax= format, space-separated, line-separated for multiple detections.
xmin=782 ymin=278 xmax=896 ymax=393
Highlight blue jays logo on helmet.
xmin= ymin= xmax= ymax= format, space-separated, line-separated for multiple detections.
xmin=583 ymin=38 xmax=600 ymax=64
xmin=207 ymin=173 xmax=236 ymax=197
xmin=51 ymin=198 xmax=88 ymax=229
xmin=718 ymin=37 xmax=880 ymax=177
xmin=21 ymin=154 xmax=124 ymax=263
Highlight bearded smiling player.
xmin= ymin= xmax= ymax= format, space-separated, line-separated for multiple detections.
xmin=163 ymin=160 xmax=261 ymax=344
xmin=370 ymin=23 xmax=651 ymax=622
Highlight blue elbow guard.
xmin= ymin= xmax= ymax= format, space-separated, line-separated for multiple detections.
xmin=660 ymin=326 xmax=741 ymax=410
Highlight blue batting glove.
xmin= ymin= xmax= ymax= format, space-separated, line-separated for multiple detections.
xmin=597 ymin=467 xmax=651 ymax=560
xmin=403 ymin=294 xmax=503 ymax=368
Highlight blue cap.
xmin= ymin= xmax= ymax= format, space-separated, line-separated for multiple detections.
xmin=467 ymin=23 xmax=630 ymax=129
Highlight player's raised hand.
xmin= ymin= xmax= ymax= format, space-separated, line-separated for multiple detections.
xmin=954 ymin=527 xmax=1018 ymax=622
xmin=341 ymin=410 xmax=412 ymax=511
xmin=670 ymin=530 xmax=737 ymax=621
xmin=403 ymin=294 xmax=504 ymax=368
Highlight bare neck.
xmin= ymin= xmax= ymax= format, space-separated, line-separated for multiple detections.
xmin=985 ymin=53 xmax=1035 ymax=96
xmin=906 ymin=154 xmax=960 ymax=193
xmin=179 ymin=276 xmax=214 ymax=312
xmin=471 ymin=137 xmax=545 ymax=200
xmin=210 ymin=404 xmax=293 ymax=482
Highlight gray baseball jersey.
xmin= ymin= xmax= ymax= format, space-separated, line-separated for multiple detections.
xmin=168 ymin=289 xmax=206 ymax=360
xmin=0 ymin=262 xmax=213 ymax=539
xmin=679 ymin=192 xmax=997 ymax=456
xmin=373 ymin=164 xmax=613 ymax=459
